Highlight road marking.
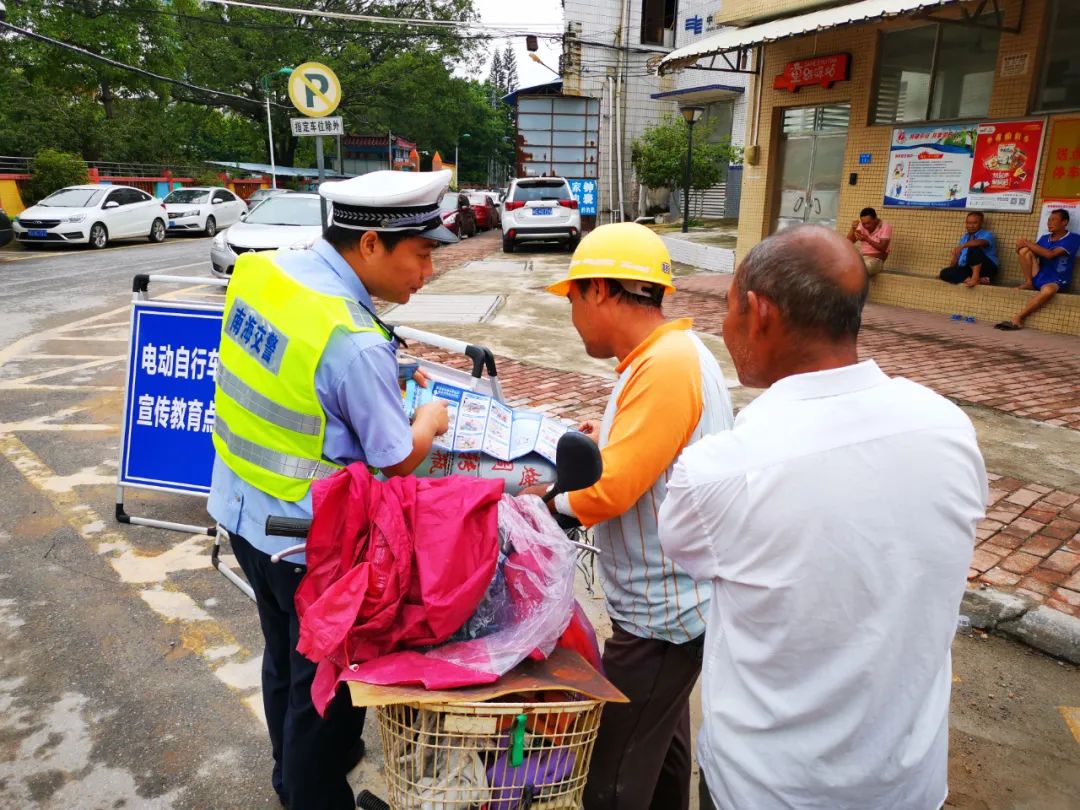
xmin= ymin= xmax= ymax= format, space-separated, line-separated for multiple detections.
xmin=0 ymin=432 xmax=261 ymax=720
xmin=1060 ymin=706 xmax=1080 ymax=745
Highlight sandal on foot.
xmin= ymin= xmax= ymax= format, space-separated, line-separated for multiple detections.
xmin=994 ymin=321 xmax=1022 ymax=331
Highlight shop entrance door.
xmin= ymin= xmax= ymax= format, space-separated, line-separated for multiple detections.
xmin=773 ymin=104 xmax=850 ymax=232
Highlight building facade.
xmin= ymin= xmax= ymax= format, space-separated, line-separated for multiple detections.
xmin=552 ymin=0 xmax=752 ymax=221
xmin=340 ymin=134 xmax=419 ymax=176
xmin=662 ymin=0 xmax=1080 ymax=335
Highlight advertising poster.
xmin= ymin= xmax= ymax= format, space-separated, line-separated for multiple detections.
xmin=967 ymin=118 xmax=1046 ymax=212
xmin=1037 ymin=199 xmax=1080 ymax=237
xmin=1041 ymin=117 xmax=1080 ymax=201
xmin=884 ymin=125 xmax=976 ymax=208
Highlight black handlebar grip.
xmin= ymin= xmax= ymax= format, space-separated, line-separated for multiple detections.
xmin=264 ymin=516 xmax=312 ymax=538
xmin=356 ymin=790 xmax=390 ymax=810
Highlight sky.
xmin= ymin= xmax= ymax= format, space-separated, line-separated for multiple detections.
xmin=469 ymin=0 xmax=564 ymax=91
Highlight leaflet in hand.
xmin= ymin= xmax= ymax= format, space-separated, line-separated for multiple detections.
xmin=404 ymin=380 xmax=567 ymax=463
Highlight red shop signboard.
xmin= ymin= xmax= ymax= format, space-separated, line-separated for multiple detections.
xmin=773 ymin=53 xmax=851 ymax=92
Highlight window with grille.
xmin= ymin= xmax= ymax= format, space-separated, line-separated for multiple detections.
xmin=872 ymin=22 xmax=999 ymax=124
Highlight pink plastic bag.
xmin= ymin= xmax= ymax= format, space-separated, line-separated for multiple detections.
xmin=342 ymin=493 xmax=578 ymax=689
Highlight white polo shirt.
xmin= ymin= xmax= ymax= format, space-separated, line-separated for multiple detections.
xmin=658 ymin=360 xmax=987 ymax=810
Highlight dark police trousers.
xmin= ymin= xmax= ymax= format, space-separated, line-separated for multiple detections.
xmin=230 ymin=531 xmax=366 ymax=810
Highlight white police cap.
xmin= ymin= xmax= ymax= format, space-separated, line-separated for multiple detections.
xmin=319 ymin=169 xmax=458 ymax=244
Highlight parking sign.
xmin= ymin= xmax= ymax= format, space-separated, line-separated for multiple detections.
xmin=567 ymin=178 xmax=598 ymax=216
xmin=120 ymin=301 xmax=222 ymax=495
xmin=288 ymin=62 xmax=342 ymax=117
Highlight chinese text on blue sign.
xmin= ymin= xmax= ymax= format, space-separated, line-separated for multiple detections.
xmin=121 ymin=302 xmax=222 ymax=495
xmin=567 ymin=178 xmax=598 ymax=216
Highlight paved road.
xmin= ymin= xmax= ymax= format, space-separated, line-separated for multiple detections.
xmin=0 ymin=238 xmax=1077 ymax=808
xmin=0 ymin=236 xmax=214 ymax=348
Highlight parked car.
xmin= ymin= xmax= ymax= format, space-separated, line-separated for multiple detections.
xmin=0 ymin=207 xmax=11 ymax=249
xmin=439 ymin=192 xmax=478 ymax=238
xmin=12 ymin=184 xmax=167 ymax=249
xmin=163 ymin=186 xmax=247 ymax=237
xmin=209 ymin=192 xmax=322 ymax=278
xmin=467 ymin=193 xmax=501 ymax=231
xmin=246 ymin=188 xmax=291 ymax=205
xmin=501 ymin=177 xmax=580 ymax=253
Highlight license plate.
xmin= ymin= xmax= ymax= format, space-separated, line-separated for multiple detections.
xmin=28 ymin=229 xmax=48 ymax=238
xmin=533 ymin=207 xmax=552 ymax=216
xmin=168 ymin=221 xmax=178 ymax=228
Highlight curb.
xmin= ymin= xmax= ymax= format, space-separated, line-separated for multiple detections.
xmin=961 ymin=586 xmax=1080 ymax=664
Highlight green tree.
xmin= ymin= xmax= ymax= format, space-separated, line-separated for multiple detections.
xmin=631 ymin=116 xmax=742 ymax=197
xmin=0 ymin=0 xmax=490 ymax=171
xmin=23 ymin=149 xmax=90 ymax=204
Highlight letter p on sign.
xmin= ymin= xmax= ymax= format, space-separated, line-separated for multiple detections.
xmin=288 ymin=62 xmax=342 ymax=117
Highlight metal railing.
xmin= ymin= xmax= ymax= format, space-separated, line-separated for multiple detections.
xmin=0 ymin=155 xmax=211 ymax=177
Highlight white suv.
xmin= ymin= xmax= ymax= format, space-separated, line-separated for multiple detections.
xmin=501 ymin=177 xmax=581 ymax=253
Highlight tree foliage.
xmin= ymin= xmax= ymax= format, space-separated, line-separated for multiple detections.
xmin=0 ymin=0 xmax=511 ymax=182
xmin=23 ymin=149 xmax=90 ymax=204
xmin=631 ymin=117 xmax=743 ymax=192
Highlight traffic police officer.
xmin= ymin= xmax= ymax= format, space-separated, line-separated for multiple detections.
xmin=208 ymin=170 xmax=455 ymax=810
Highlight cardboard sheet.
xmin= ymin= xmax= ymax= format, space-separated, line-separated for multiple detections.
xmin=347 ymin=648 xmax=628 ymax=708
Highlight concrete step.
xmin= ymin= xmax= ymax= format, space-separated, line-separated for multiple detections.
xmin=870 ymin=272 xmax=1080 ymax=336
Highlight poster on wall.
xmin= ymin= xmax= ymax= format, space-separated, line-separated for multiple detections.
xmin=1037 ymin=199 xmax=1080 ymax=237
xmin=883 ymin=124 xmax=976 ymax=208
xmin=1041 ymin=117 xmax=1080 ymax=201
xmin=967 ymin=118 xmax=1046 ymax=212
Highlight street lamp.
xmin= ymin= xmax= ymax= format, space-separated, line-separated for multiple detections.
xmin=454 ymin=132 xmax=471 ymax=189
xmin=260 ymin=66 xmax=294 ymax=188
xmin=680 ymin=106 xmax=704 ymax=234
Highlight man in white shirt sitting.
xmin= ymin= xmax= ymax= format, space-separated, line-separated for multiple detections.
xmin=658 ymin=225 xmax=987 ymax=810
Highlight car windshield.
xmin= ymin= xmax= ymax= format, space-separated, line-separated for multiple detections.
xmin=439 ymin=195 xmax=461 ymax=212
xmin=512 ymin=182 xmax=570 ymax=202
xmin=39 ymin=188 xmax=105 ymax=208
xmin=467 ymin=194 xmax=489 ymax=205
xmin=244 ymin=196 xmax=322 ymax=226
xmin=165 ymin=189 xmax=210 ymax=204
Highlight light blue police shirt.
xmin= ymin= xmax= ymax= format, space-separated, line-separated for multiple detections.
xmin=207 ymin=239 xmax=413 ymax=561
xmin=958 ymin=228 xmax=999 ymax=268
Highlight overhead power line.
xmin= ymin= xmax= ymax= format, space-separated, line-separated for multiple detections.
xmin=0 ymin=18 xmax=288 ymax=108
xmin=201 ymin=0 xmax=563 ymax=35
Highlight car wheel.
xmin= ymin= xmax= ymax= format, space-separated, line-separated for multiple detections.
xmin=568 ymin=237 xmax=580 ymax=253
xmin=502 ymin=236 xmax=515 ymax=253
xmin=149 ymin=219 xmax=166 ymax=243
xmin=204 ymin=216 xmax=217 ymax=238
xmin=89 ymin=223 xmax=108 ymax=250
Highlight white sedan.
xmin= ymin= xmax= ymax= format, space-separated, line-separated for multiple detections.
xmin=164 ymin=186 xmax=247 ymax=237
xmin=13 ymin=184 xmax=168 ymax=249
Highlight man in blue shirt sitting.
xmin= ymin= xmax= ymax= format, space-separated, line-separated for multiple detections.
xmin=939 ymin=211 xmax=999 ymax=287
xmin=996 ymin=208 xmax=1080 ymax=330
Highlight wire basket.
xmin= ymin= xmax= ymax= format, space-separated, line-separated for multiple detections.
xmin=376 ymin=696 xmax=604 ymax=809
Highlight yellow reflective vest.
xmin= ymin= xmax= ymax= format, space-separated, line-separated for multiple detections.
xmin=212 ymin=251 xmax=388 ymax=502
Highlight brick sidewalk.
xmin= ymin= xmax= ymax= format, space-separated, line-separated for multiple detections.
xmin=407 ymin=239 xmax=1080 ymax=621
xmin=671 ymin=273 xmax=1080 ymax=430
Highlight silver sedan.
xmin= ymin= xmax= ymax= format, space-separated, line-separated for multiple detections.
xmin=209 ymin=193 xmax=323 ymax=278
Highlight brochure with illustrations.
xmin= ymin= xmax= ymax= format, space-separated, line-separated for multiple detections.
xmin=403 ymin=379 xmax=568 ymax=463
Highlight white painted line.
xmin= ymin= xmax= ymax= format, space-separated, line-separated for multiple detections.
xmin=8 ymin=356 xmax=122 ymax=385
xmin=0 ymin=432 xmax=261 ymax=721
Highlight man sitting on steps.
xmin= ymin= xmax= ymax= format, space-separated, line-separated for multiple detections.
xmin=995 ymin=208 xmax=1080 ymax=331
xmin=939 ymin=212 xmax=999 ymax=287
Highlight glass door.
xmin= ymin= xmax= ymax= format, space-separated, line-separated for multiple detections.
xmin=773 ymin=104 xmax=850 ymax=233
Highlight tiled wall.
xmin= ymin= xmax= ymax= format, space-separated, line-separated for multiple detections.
xmin=715 ymin=0 xmax=836 ymax=25
xmin=737 ymin=0 xmax=1068 ymax=289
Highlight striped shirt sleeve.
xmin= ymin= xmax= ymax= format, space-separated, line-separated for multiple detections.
xmin=568 ymin=330 xmax=704 ymax=528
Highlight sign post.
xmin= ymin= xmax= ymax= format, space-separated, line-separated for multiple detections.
xmin=288 ymin=61 xmax=342 ymax=226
